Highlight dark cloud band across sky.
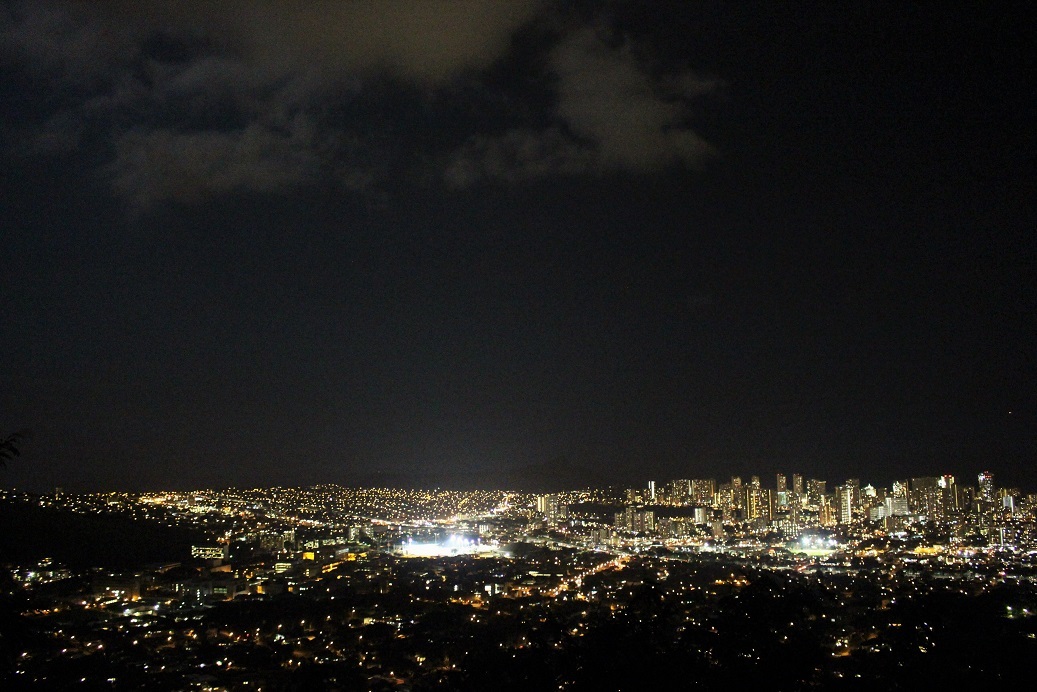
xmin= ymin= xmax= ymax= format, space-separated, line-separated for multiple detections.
xmin=2 ymin=1 xmax=717 ymax=212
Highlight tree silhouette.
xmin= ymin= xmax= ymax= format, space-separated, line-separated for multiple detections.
xmin=0 ymin=431 xmax=27 ymax=468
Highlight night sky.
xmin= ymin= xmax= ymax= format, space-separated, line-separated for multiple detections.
xmin=2 ymin=2 xmax=1034 ymax=493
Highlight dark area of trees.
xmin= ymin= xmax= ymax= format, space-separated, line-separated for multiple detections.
xmin=0 ymin=501 xmax=205 ymax=569
xmin=0 ymin=431 xmax=27 ymax=468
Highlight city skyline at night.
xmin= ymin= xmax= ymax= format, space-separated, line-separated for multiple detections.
xmin=3 ymin=4 xmax=1037 ymax=689
xmin=3 ymin=464 xmax=1037 ymax=687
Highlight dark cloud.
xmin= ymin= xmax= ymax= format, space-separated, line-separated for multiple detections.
xmin=552 ymin=28 xmax=715 ymax=169
xmin=2 ymin=1 xmax=717 ymax=210
xmin=444 ymin=126 xmax=593 ymax=187
xmin=109 ymin=123 xmax=321 ymax=211
xmin=445 ymin=27 xmax=718 ymax=185
xmin=92 ymin=0 xmax=546 ymax=85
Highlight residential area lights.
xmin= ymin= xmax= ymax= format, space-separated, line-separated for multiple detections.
xmin=1 ymin=472 xmax=1035 ymax=688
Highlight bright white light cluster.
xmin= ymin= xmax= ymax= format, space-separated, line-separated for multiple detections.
xmin=396 ymin=534 xmax=500 ymax=557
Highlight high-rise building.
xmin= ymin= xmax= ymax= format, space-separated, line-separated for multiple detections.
xmin=838 ymin=485 xmax=853 ymax=524
xmin=731 ymin=477 xmax=744 ymax=513
xmin=910 ymin=477 xmax=943 ymax=518
xmin=744 ymin=476 xmax=765 ymax=521
xmin=691 ymin=479 xmax=716 ymax=506
xmin=717 ymin=481 xmax=735 ymax=520
xmin=845 ymin=478 xmax=860 ymax=517
xmin=648 ymin=480 xmax=656 ymax=504
xmin=939 ymin=475 xmax=963 ymax=515
xmin=640 ymin=510 xmax=655 ymax=532
xmin=537 ymin=494 xmax=563 ymax=524
xmin=806 ymin=479 xmax=826 ymax=507
xmin=978 ymin=471 xmax=996 ymax=503
xmin=792 ymin=474 xmax=804 ymax=505
xmin=745 ymin=488 xmax=760 ymax=521
xmin=616 ymin=506 xmax=655 ymax=533
xmin=776 ymin=474 xmax=788 ymax=507
xmin=859 ymin=484 xmax=882 ymax=517
xmin=668 ymin=479 xmax=692 ymax=505
xmin=886 ymin=495 xmax=910 ymax=517
xmin=819 ymin=496 xmax=835 ymax=527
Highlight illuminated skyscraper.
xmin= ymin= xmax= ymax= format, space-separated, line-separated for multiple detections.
xmin=978 ymin=471 xmax=996 ymax=503
xmin=668 ymin=479 xmax=692 ymax=505
xmin=617 ymin=506 xmax=655 ymax=532
xmin=792 ymin=474 xmax=804 ymax=505
xmin=910 ymin=477 xmax=942 ymax=518
xmin=838 ymin=484 xmax=853 ymax=524
xmin=819 ymin=496 xmax=835 ymax=526
xmin=745 ymin=476 xmax=765 ymax=521
xmin=776 ymin=473 xmax=788 ymax=507
xmin=939 ymin=475 xmax=963 ymax=514
xmin=806 ymin=479 xmax=826 ymax=507
xmin=731 ymin=477 xmax=744 ymax=513
xmin=845 ymin=479 xmax=860 ymax=516
xmin=691 ymin=479 xmax=716 ymax=506
xmin=537 ymin=494 xmax=562 ymax=524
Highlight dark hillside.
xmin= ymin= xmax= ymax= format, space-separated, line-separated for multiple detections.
xmin=0 ymin=500 xmax=206 ymax=569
